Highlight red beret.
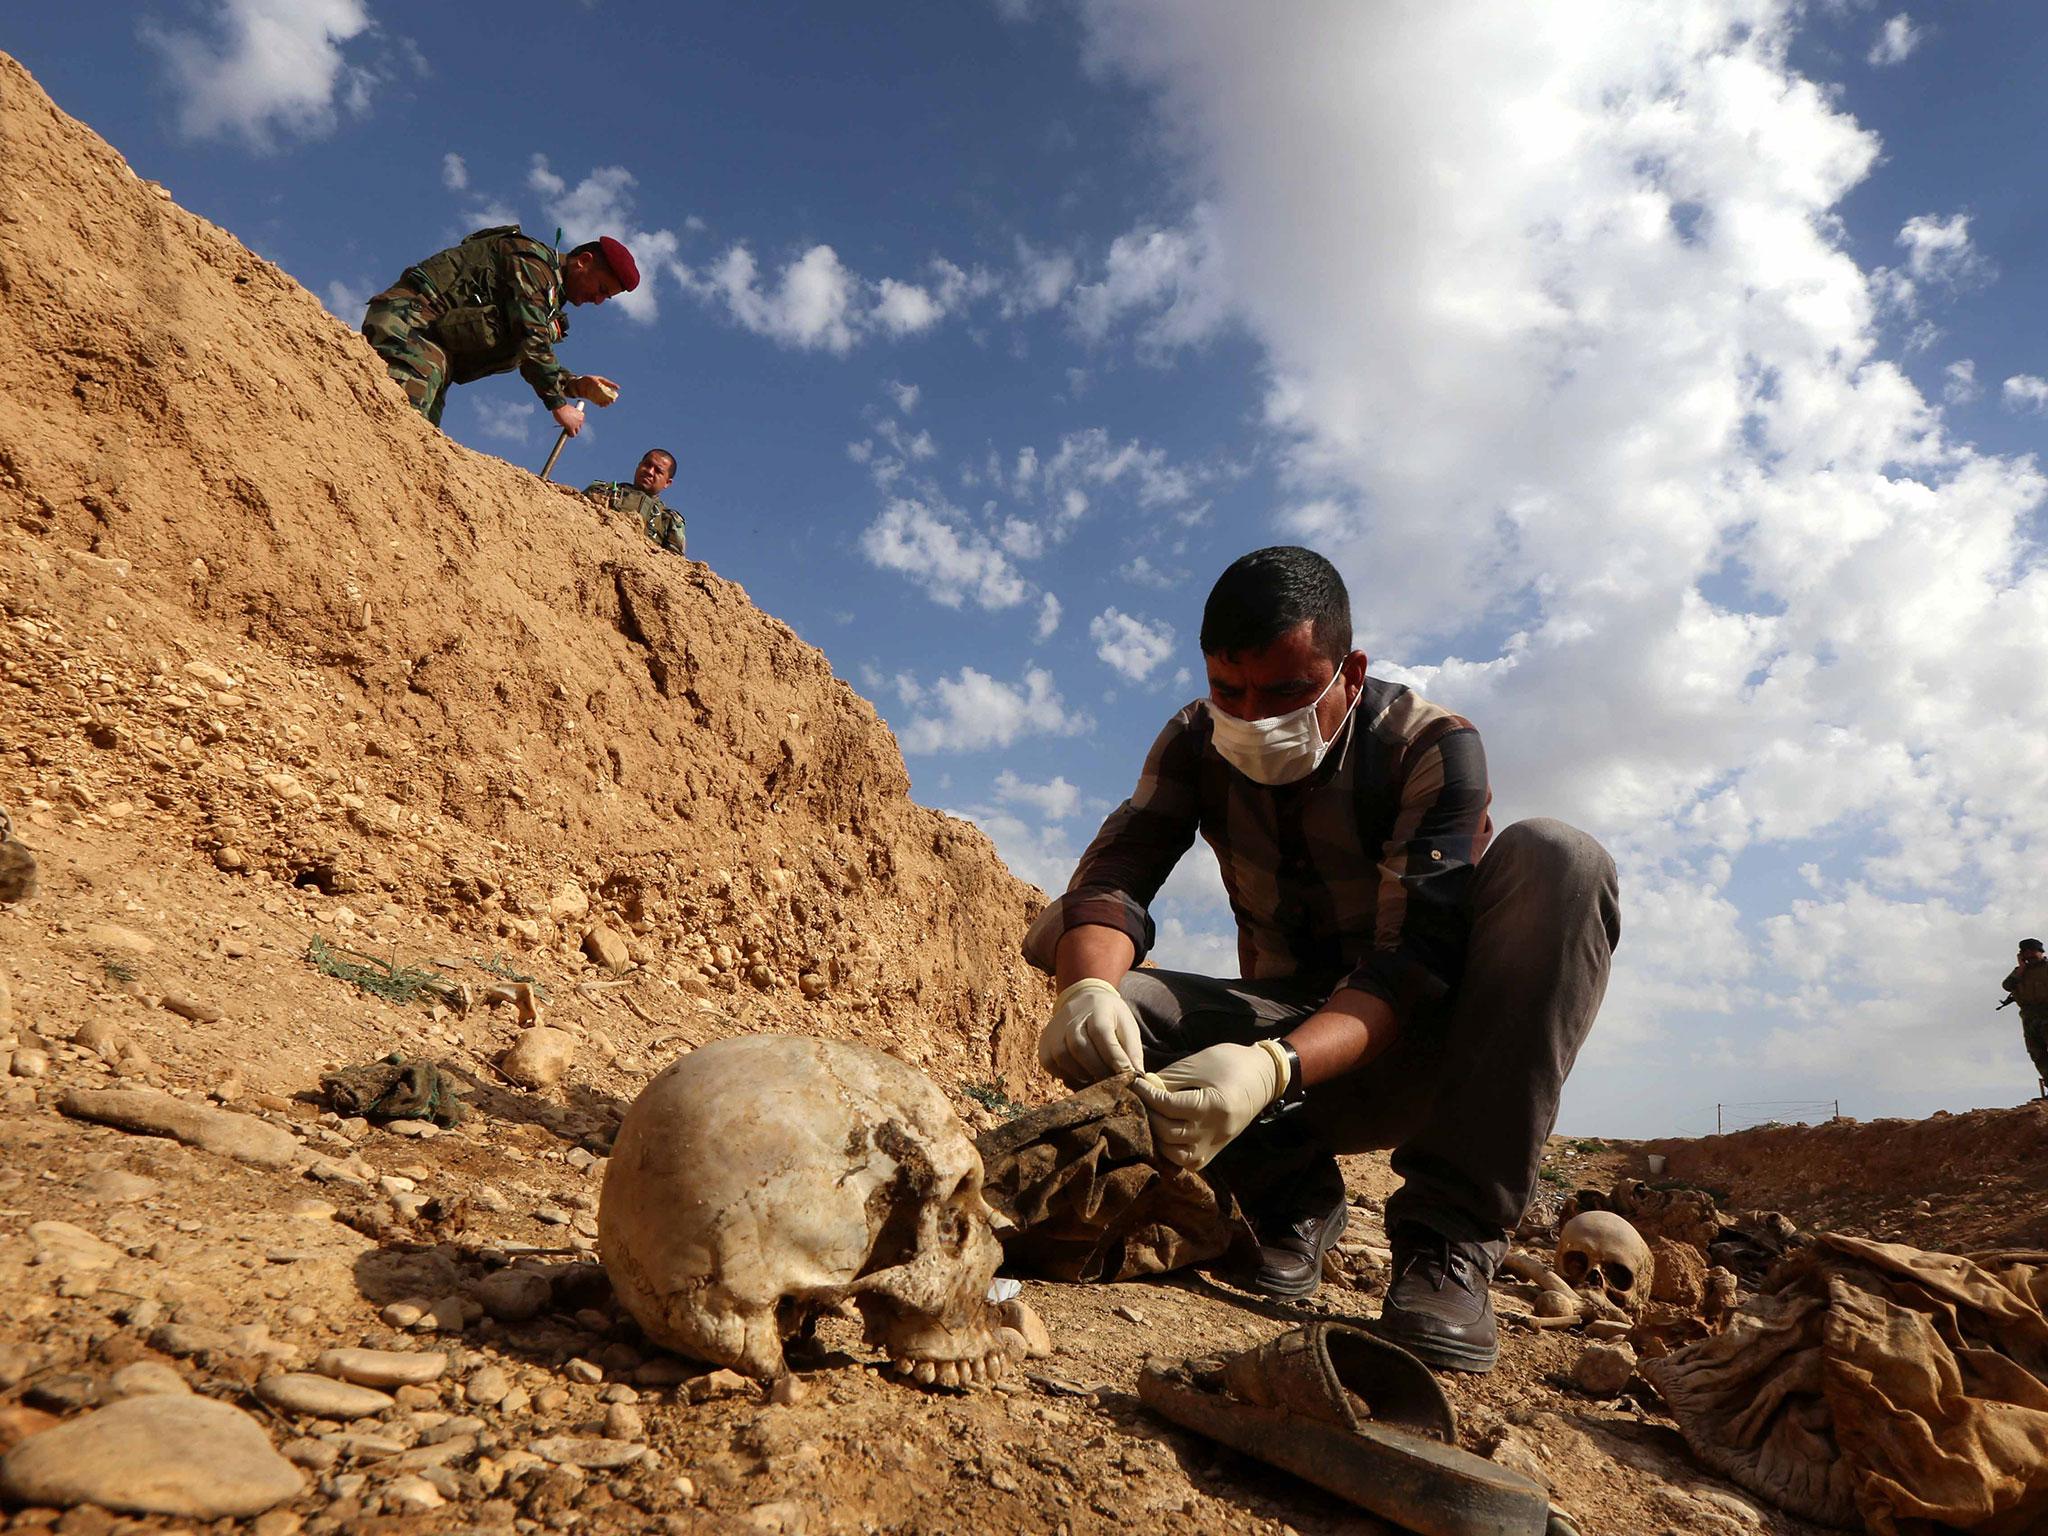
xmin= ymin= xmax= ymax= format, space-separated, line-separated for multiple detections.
xmin=596 ymin=236 xmax=640 ymax=292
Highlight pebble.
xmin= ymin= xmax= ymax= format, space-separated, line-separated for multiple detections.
xmin=255 ymin=1374 xmax=396 ymax=1419
xmin=108 ymin=1363 xmax=190 ymax=1399
xmin=529 ymin=1436 xmax=645 ymax=1470
xmin=379 ymin=1298 xmax=429 ymax=1329
xmin=686 ymin=1369 xmax=752 ymax=1403
xmin=82 ymin=924 xmax=155 ymax=956
xmin=997 ymin=1299 xmax=1053 ymax=1359
xmin=465 ymin=1366 xmax=511 ymax=1407
xmin=160 ymin=993 xmax=221 ymax=1024
xmin=501 ymin=1028 xmax=577 ymax=1091
xmin=383 ymin=1474 xmax=446 ymax=1512
xmin=0 ymin=1396 xmax=302 ymax=1518
xmin=602 ymin=1404 xmax=644 ymax=1441
xmin=580 ymin=924 xmax=632 ymax=973
xmin=280 ymin=1438 xmax=339 ymax=1471
xmin=1572 ymin=1340 xmax=1637 ymax=1397
xmin=563 ymin=1358 xmax=603 ymax=1385
xmin=473 ymin=1268 xmax=551 ymax=1323
xmin=79 ymin=1169 xmax=160 ymax=1204
xmin=10 ymin=1047 xmax=49 ymax=1078
xmin=315 ymin=1349 xmax=447 ymax=1388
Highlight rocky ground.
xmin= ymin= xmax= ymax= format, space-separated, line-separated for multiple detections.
xmin=3 ymin=42 xmax=2045 ymax=1536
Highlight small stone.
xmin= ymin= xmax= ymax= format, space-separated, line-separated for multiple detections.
xmin=602 ymin=1404 xmax=644 ymax=1441
xmin=10 ymin=1048 xmax=49 ymax=1078
xmin=686 ymin=1369 xmax=752 ymax=1404
xmin=255 ymin=1374 xmax=395 ymax=1419
xmin=26 ymin=1375 xmax=102 ymax=1413
xmin=0 ymin=1396 xmax=302 ymax=1518
xmin=580 ymin=925 xmax=632 ymax=973
xmin=72 ymin=1020 xmax=129 ymax=1060
xmin=500 ymin=1028 xmax=577 ymax=1091
xmin=79 ymin=1170 xmax=160 ymax=1204
xmin=464 ymin=1366 xmax=511 ymax=1407
xmin=383 ymin=1474 xmax=445 ymax=1512
xmin=533 ymin=1386 xmax=570 ymax=1413
xmin=473 ymin=1269 xmax=551 ymax=1323
xmin=528 ymin=1436 xmax=645 ymax=1470
xmin=280 ymin=1441 xmax=335 ymax=1482
xmin=547 ymin=883 xmax=590 ymax=922
xmin=31 ymin=1220 xmax=124 ymax=1272
xmin=563 ymin=1358 xmax=603 ymax=1385
xmin=82 ymin=924 xmax=155 ymax=956
xmin=314 ymin=1349 xmax=447 ymax=1388
xmin=159 ymin=993 xmax=221 ymax=1024
xmin=1572 ymin=1339 xmax=1637 ymax=1397
xmin=251 ymin=1508 xmax=303 ymax=1536
xmin=379 ymin=1298 xmax=428 ymax=1329
xmin=797 ymin=972 xmax=827 ymax=1000
xmin=997 ymin=1299 xmax=1053 ymax=1359
xmin=108 ymin=1363 xmax=190 ymax=1399
xmin=767 ymin=1375 xmax=807 ymax=1407
xmin=213 ymin=848 xmax=246 ymax=872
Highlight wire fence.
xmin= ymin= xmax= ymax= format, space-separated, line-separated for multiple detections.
xmin=1712 ymin=1099 xmax=1840 ymax=1135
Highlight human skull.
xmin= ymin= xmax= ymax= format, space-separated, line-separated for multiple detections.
xmin=1556 ymin=1210 xmax=1653 ymax=1318
xmin=600 ymin=1035 xmax=1012 ymax=1387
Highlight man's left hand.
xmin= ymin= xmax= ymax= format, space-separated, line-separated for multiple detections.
xmin=1133 ymin=1040 xmax=1289 ymax=1171
xmin=573 ymin=374 xmax=621 ymax=405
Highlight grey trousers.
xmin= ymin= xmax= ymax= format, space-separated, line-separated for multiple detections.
xmin=1119 ymin=818 xmax=1620 ymax=1246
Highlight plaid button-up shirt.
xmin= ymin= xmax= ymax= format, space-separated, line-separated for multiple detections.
xmin=1022 ymin=677 xmax=1493 ymax=1021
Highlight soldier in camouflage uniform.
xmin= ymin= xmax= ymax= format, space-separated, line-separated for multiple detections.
xmin=2001 ymin=938 xmax=2048 ymax=1096
xmin=580 ymin=448 xmax=687 ymax=556
xmin=361 ymin=226 xmax=638 ymax=433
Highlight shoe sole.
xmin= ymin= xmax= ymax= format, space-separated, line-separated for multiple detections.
xmin=1370 ymin=1323 xmax=1498 ymax=1375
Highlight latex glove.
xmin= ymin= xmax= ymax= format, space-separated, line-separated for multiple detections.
xmin=1133 ymin=1040 xmax=1289 ymax=1171
xmin=551 ymin=401 xmax=586 ymax=436
xmin=1037 ymin=978 xmax=1144 ymax=1087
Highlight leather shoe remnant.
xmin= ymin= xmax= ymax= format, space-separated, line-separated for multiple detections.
xmin=1375 ymin=1224 xmax=1504 ymax=1374
xmin=1247 ymin=1193 xmax=1348 ymax=1300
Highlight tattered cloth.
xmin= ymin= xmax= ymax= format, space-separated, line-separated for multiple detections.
xmin=319 ymin=1053 xmax=467 ymax=1129
xmin=1642 ymin=1235 xmax=2048 ymax=1534
xmin=975 ymin=1075 xmax=1254 ymax=1283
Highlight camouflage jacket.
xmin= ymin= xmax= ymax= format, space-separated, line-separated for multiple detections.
xmin=585 ymin=482 xmax=687 ymax=556
xmin=401 ymin=225 xmax=573 ymax=408
xmin=2004 ymin=962 xmax=2048 ymax=1021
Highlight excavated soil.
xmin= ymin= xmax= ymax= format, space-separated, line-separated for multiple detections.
xmin=0 ymin=48 xmax=2041 ymax=1536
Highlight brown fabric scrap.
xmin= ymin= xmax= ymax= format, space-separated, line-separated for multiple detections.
xmin=975 ymin=1075 xmax=1254 ymax=1283
xmin=1643 ymin=1235 xmax=2048 ymax=1534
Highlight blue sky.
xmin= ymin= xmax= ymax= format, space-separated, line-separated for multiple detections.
xmin=11 ymin=1 xmax=2048 ymax=1137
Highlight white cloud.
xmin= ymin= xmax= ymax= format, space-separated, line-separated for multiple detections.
xmin=874 ymin=279 xmax=944 ymax=336
xmin=141 ymin=0 xmax=376 ymax=150
xmin=322 ymin=279 xmax=369 ymax=318
xmin=1943 ymin=360 xmax=1980 ymax=405
xmin=1119 ymin=554 xmax=1182 ymax=589
xmin=1896 ymin=212 xmax=1986 ymax=287
xmin=994 ymin=770 xmax=1082 ymax=820
xmin=1036 ymin=592 xmax=1063 ymax=640
xmin=859 ymin=500 xmax=1030 ymax=610
xmin=1090 ymin=608 xmax=1177 ymax=681
xmin=1077 ymin=0 xmax=2048 ymax=1133
xmin=897 ymin=666 xmax=1091 ymax=754
xmin=688 ymin=243 xmax=858 ymax=352
xmin=1006 ymin=238 xmax=1079 ymax=317
xmin=441 ymin=152 xmax=468 ymax=191
xmin=2002 ymin=375 xmax=2048 ymax=414
xmin=469 ymin=397 xmax=532 ymax=444
xmin=1867 ymin=14 xmax=1921 ymax=67
xmin=1069 ymin=205 xmax=1231 ymax=352
xmin=888 ymin=380 xmax=921 ymax=414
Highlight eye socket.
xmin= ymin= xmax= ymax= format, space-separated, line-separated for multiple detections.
xmin=1598 ymin=1263 xmax=1637 ymax=1291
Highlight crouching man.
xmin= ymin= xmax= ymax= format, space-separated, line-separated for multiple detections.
xmin=1023 ymin=545 xmax=1620 ymax=1373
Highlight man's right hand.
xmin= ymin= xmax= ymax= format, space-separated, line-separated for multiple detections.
xmin=551 ymin=402 xmax=586 ymax=436
xmin=1038 ymin=978 xmax=1144 ymax=1087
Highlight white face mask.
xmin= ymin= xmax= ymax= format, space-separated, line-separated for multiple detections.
xmin=1205 ymin=666 xmax=1359 ymax=785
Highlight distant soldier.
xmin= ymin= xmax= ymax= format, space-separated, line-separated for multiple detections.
xmin=361 ymin=225 xmax=636 ymax=434
xmin=583 ymin=449 xmax=687 ymax=556
xmin=2000 ymin=938 xmax=2048 ymax=1097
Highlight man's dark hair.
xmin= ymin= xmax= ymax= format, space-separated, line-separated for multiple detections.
xmin=1199 ymin=545 xmax=1352 ymax=663
xmin=643 ymin=448 xmax=677 ymax=476
xmin=2023 ymin=939 xmax=2045 ymax=954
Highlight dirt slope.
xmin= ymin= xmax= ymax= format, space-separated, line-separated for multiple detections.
xmin=0 ymin=46 xmax=1048 ymax=1099
xmin=0 ymin=48 xmax=2041 ymax=1536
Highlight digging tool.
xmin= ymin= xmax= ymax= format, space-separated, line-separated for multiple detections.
xmin=537 ymin=377 xmax=619 ymax=481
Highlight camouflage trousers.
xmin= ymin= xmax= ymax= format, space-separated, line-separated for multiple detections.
xmin=2024 ymin=1014 xmax=2048 ymax=1087
xmin=361 ymin=289 xmax=451 ymax=425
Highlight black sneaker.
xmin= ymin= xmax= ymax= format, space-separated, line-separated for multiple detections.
xmin=1243 ymin=1191 xmax=1349 ymax=1299
xmin=1374 ymin=1223 xmax=1502 ymax=1373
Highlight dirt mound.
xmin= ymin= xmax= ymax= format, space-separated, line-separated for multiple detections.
xmin=1647 ymin=1101 xmax=2048 ymax=1252
xmin=0 ymin=47 xmax=1048 ymax=1103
